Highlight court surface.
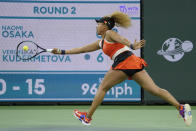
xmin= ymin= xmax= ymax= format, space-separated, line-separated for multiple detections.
xmin=0 ymin=105 xmax=195 ymax=131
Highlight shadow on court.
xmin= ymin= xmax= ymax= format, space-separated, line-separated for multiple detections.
xmin=0 ymin=126 xmax=192 ymax=131
xmin=0 ymin=106 xmax=195 ymax=131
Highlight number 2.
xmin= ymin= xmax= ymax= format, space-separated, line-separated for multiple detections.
xmin=71 ymin=7 xmax=76 ymax=14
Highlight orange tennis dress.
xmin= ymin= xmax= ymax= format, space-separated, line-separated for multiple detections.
xmin=99 ymin=39 xmax=147 ymax=79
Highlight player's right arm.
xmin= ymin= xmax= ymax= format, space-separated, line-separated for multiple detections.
xmin=52 ymin=40 xmax=101 ymax=54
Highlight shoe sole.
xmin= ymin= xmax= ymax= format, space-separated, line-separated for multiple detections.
xmin=184 ymin=104 xmax=192 ymax=126
xmin=73 ymin=112 xmax=91 ymax=126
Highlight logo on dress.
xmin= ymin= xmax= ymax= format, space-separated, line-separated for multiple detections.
xmin=157 ymin=38 xmax=193 ymax=62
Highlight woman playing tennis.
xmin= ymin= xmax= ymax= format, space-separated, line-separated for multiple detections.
xmin=52 ymin=11 xmax=192 ymax=126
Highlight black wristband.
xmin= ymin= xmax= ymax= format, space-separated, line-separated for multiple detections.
xmin=61 ymin=50 xmax=66 ymax=54
xmin=130 ymin=44 xmax=134 ymax=50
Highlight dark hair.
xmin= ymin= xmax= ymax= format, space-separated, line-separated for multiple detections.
xmin=95 ymin=17 xmax=115 ymax=30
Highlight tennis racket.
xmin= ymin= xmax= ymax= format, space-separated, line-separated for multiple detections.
xmin=16 ymin=40 xmax=53 ymax=60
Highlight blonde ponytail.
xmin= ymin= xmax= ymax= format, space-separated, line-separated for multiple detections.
xmin=110 ymin=11 xmax=131 ymax=28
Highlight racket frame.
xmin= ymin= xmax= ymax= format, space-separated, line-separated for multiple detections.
xmin=16 ymin=40 xmax=51 ymax=60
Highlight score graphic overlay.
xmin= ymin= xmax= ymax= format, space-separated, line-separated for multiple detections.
xmin=0 ymin=0 xmax=141 ymax=102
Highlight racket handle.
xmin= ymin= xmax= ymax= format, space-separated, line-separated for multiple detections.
xmin=47 ymin=49 xmax=53 ymax=52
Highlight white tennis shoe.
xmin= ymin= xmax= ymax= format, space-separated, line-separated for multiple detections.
xmin=179 ymin=104 xmax=192 ymax=126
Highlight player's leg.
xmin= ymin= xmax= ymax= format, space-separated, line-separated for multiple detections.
xmin=74 ymin=69 xmax=128 ymax=125
xmin=87 ymin=69 xmax=128 ymax=118
xmin=132 ymin=70 xmax=192 ymax=126
xmin=132 ymin=70 xmax=180 ymax=109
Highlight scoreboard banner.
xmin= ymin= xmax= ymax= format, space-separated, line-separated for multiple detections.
xmin=0 ymin=0 xmax=142 ymax=102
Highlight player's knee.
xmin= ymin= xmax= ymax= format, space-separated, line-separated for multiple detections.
xmin=100 ymin=83 xmax=111 ymax=92
xmin=145 ymin=85 xmax=160 ymax=96
xmin=152 ymin=87 xmax=167 ymax=96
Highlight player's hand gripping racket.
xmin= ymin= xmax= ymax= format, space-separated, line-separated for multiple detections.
xmin=16 ymin=40 xmax=53 ymax=60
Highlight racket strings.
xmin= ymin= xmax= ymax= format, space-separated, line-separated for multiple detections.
xmin=17 ymin=41 xmax=38 ymax=60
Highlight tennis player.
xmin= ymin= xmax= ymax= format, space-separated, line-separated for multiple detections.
xmin=52 ymin=11 xmax=192 ymax=126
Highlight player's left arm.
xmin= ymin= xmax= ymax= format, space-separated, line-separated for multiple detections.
xmin=106 ymin=30 xmax=146 ymax=50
